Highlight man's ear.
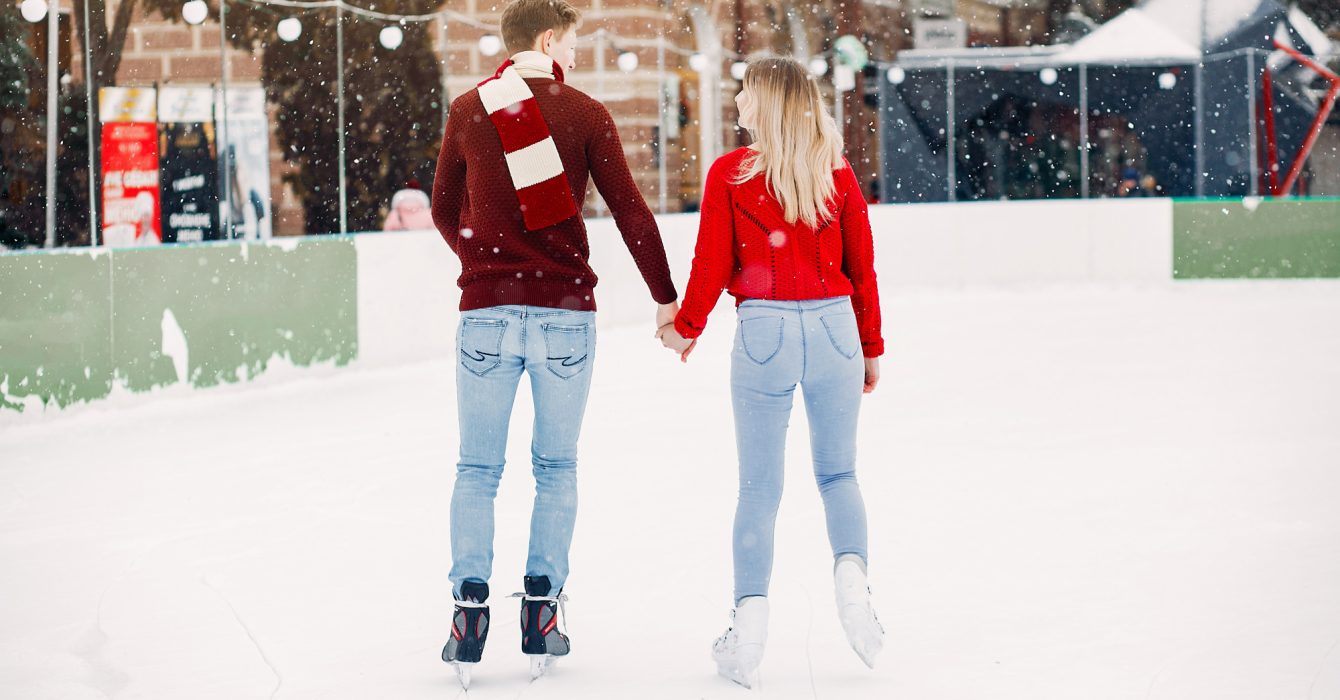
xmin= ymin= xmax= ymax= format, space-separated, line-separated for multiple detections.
xmin=536 ymin=28 xmax=555 ymax=53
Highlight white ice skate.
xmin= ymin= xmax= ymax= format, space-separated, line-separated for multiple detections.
xmin=834 ymin=554 xmax=884 ymax=668
xmin=712 ymin=596 xmax=769 ymax=688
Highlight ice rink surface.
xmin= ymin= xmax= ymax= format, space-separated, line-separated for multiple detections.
xmin=3 ymin=282 xmax=1339 ymax=699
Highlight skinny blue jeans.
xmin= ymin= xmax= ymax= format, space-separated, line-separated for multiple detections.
xmin=730 ymin=297 xmax=870 ymax=604
xmin=449 ymin=305 xmax=596 ymax=599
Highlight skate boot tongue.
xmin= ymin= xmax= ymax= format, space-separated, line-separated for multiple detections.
xmin=523 ymin=575 xmax=552 ymax=597
xmin=460 ymin=580 xmax=490 ymax=604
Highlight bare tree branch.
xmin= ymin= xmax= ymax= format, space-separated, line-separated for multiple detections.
xmin=103 ymin=0 xmax=138 ymax=82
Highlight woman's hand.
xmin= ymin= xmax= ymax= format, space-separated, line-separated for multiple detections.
xmin=680 ymin=338 xmax=698 ymax=362
xmin=656 ymin=324 xmax=697 ymax=362
xmin=863 ymin=357 xmax=880 ymax=394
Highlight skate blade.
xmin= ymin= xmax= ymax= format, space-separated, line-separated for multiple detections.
xmin=839 ymin=606 xmax=884 ymax=669
xmin=529 ymin=655 xmax=558 ymax=679
xmin=716 ymin=660 xmax=759 ymax=689
xmin=453 ymin=662 xmax=474 ymax=689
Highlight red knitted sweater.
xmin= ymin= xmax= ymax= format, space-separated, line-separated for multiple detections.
xmin=432 ymin=77 xmax=678 ymax=311
xmin=673 ymin=147 xmax=884 ymax=358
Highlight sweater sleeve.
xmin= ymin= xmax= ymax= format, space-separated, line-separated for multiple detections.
xmin=431 ymin=99 xmax=468 ymax=253
xmin=586 ymin=102 xmax=678 ymax=304
xmin=837 ymin=161 xmax=884 ymax=358
xmin=673 ymin=157 xmax=735 ymax=340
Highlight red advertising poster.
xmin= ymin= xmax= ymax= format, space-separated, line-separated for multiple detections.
xmin=100 ymin=88 xmax=162 ymax=247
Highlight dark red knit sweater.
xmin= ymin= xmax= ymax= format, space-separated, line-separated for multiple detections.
xmin=673 ymin=147 xmax=884 ymax=358
xmin=432 ymin=77 xmax=677 ymax=311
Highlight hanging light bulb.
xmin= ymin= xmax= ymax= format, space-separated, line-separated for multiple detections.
xmin=616 ymin=50 xmax=638 ymax=73
xmin=730 ymin=61 xmax=748 ymax=81
xmin=1158 ymin=72 xmax=1177 ymax=90
xmin=478 ymin=34 xmax=503 ymax=57
xmin=277 ymin=17 xmax=302 ymax=42
xmin=886 ymin=66 xmax=906 ymax=84
xmin=688 ymin=53 xmax=709 ymax=73
xmin=20 ymin=0 xmax=48 ymax=22
xmin=1039 ymin=67 xmax=1059 ymax=85
xmin=379 ymin=25 xmax=404 ymax=50
xmin=808 ymin=57 xmax=829 ymax=77
xmin=181 ymin=0 xmax=208 ymax=25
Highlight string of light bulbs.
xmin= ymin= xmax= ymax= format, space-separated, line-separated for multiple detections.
xmin=172 ymin=0 xmax=759 ymax=69
xmin=21 ymin=0 xmax=822 ymax=76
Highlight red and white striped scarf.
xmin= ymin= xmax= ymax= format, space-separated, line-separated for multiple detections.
xmin=476 ymin=52 xmax=579 ymax=231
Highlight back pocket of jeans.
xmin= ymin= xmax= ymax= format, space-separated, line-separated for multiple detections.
xmin=820 ymin=313 xmax=860 ymax=360
xmin=739 ymin=316 xmax=784 ymax=365
xmin=459 ymin=318 xmax=506 ymax=375
xmin=542 ymin=322 xmax=590 ymax=379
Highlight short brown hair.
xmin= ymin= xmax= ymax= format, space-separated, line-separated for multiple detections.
xmin=500 ymin=0 xmax=581 ymax=55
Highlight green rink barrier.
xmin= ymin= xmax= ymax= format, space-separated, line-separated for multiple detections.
xmin=0 ymin=250 xmax=114 ymax=411
xmin=1174 ymin=199 xmax=1340 ymax=279
xmin=1 ymin=239 xmax=357 ymax=413
xmin=6 ymin=199 xmax=1339 ymax=414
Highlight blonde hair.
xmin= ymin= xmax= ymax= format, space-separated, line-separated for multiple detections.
xmin=733 ymin=57 xmax=845 ymax=230
xmin=500 ymin=0 xmax=581 ymax=55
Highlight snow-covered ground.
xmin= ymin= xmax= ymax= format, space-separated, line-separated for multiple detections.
xmin=3 ymin=282 xmax=1340 ymax=700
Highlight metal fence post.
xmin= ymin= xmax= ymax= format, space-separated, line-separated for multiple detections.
xmin=1247 ymin=50 xmax=1259 ymax=197
xmin=946 ymin=59 xmax=955 ymax=202
xmin=1079 ymin=62 xmax=1089 ymax=199
xmin=1194 ymin=60 xmax=1205 ymax=198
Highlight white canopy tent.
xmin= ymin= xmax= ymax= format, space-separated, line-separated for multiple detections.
xmin=1058 ymin=0 xmax=1332 ymax=64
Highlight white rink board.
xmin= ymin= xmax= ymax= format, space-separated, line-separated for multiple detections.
xmin=356 ymin=199 xmax=1173 ymax=366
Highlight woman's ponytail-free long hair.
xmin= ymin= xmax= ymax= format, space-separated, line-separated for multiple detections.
xmin=732 ymin=57 xmax=845 ymax=230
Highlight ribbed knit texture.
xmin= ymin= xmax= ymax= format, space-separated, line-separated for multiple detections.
xmin=432 ymin=72 xmax=678 ymax=312
xmin=673 ymin=147 xmax=884 ymax=358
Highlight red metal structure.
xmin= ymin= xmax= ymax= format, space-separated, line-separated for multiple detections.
xmin=1263 ymin=40 xmax=1340 ymax=196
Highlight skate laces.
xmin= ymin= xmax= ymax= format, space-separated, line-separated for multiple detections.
xmin=511 ymin=591 xmax=569 ymax=634
xmin=714 ymin=609 xmax=739 ymax=649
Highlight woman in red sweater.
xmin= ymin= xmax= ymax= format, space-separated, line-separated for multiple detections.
xmin=658 ymin=57 xmax=885 ymax=686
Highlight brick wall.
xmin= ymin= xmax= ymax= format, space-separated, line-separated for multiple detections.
xmin=91 ymin=0 xmax=916 ymax=233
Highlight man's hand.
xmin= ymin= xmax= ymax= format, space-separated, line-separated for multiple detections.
xmin=656 ymin=301 xmax=679 ymax=330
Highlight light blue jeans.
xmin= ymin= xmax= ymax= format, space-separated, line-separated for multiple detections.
xmin=730 ymin=297 xmax=869 ymax=604
xmin=449 ymin=305 xmax=596 ymax=599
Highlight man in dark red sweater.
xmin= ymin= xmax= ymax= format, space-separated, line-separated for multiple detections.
xmin=432 ymin=0 xmax=679 ymax=684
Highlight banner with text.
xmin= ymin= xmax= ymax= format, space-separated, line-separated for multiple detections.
xmin=218 ymin=87 xmax=273 ymax=240
xmin=100 ymin=87 xmax=161 ymax=247
xmin=158 ymin=87 xmax=220 ymax=243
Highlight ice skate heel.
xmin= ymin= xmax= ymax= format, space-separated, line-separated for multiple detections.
xmin=442 ymin=581 xmax=491 ymax=689
xmin=834 ymin=554 xmax=884 ymax=669
xmin=712 ymin=596 xmax=769 ymax=688
xmin=516 ymin=575 xmax=570 ymax=679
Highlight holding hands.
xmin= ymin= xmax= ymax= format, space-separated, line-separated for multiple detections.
xmin=653 ymin=302 xmax=697 ymax=362
xmin=656 ymin=324 xmax=697 ymax=362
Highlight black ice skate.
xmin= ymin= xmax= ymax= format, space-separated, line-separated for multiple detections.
xmin=515 ymin=575 xmax=570 ymax=679
xmin=441 ymin=581 xmax=490 ymax=689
